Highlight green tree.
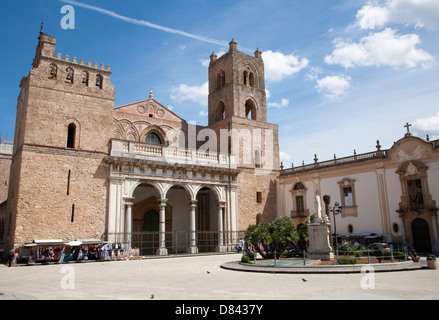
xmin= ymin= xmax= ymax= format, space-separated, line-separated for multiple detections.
xmin=244 ymin=217 xmax=299 ymax=259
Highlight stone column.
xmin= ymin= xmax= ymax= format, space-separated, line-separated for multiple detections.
xmin=156 ymin=199 xmax=168 ymax=256
xmin=124 ymin=198 xmax=134 ymax=250
xmin=188 ymin=200 xmax=198 ymax=254
xmin=216 ymin=202 xmax=226 ymax=252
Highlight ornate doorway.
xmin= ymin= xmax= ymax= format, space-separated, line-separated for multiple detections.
xmin=412 ymin=218 xmax=432 ymax=253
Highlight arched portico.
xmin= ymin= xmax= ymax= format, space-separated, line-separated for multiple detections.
xmin=107 ymin=175 xmax=235 ymax=256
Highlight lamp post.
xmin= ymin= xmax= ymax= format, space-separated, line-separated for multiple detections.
xmin=330 ymin=202 xmax=343 ymax=263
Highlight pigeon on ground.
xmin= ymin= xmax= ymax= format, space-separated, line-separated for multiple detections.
xmin=302 ymin=278 xmax=307 ymax=282
xmin=150 ymin=294 xmax=155 ymax=299
xmin=207 ymin=271 xmax=210 ymax=274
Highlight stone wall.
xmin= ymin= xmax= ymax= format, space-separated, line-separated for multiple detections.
xmin=237 ymin=170 xmax=278 ymax=230
xmin=9 ymin=147 xmax=108 ymax=247
xmin=0 ymin=153 xmax=11 ymax=204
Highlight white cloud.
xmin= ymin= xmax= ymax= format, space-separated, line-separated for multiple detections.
xmin=268 ymin=98 xmax=289 ymax=109
xmin=413 ymin=112 xmax=439 ymax=133
xmin=170 ymin=81 xmax=208 ymax=107
xmin=325 ymin=28 xmax=435 ymax=69
xmin=280 ymin=151 xmax=292 ymax=163
xmin=315 ymin=75 xmax=351 ymax=101
xmin=356 ymin=0 xmax=439 ymax=30
xmin=199 ymin=110 xmax=208 ymax=117
xmin=356 ymin=4 xmax=390 ymax=30
xmin=262 ymin=50 xmax=309 ymax=82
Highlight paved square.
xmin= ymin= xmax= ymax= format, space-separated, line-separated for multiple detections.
xmin=1 ymin=254 xmax=438 ymax=300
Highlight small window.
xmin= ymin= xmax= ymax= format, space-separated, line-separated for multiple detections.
xmin=217 ymin=101 xmax=226 ymax=120
xmin=338 ymin=178 xmax=358 ymax=217
xmin=348 ymin=224 xmax=354 ymax=234
xmin=217 ymin=71 xmax=225 ymax=90
xmin=343 ymin=187 xmax=353 ymax=207
xmin=96 ymin=75 xmax=103 ymax=89
xmin=256 ymin=192 xmax=262 ymax=203
xmin=66 ymin=67 xmax=74 ymax=84
xmin=249 ymin=72 xmax=255 ymax=87
xmin=245 ymin=99 xmax=256 ymax=120
xmin=393 ymin=223 xmax=399 ymax=233
xmin=49 ymin=64 xmax=57 ymax=79
xmin=145 ymin=132 xmax=162 ymax=145
xmin=81 ymin=71 xmax=89 ymax=86
xmin=296 ymin=196 xmax=304 ymax=212
xmin=67 ymin=123 xmax=76 ymax=148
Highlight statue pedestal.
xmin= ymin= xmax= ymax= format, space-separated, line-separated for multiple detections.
xmin=307 ymin=222 xmax=334 ymax=261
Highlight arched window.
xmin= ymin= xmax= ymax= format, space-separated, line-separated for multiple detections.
xmin=66 ymin=67 xmax=74 ymax=84
xmin=249 ymin=72 xmax=255 ymax=87
xmin=67 ymin=123 xmax=77 ymax=148
xmin=217 ymin=71 xmax=225 ymax=90
xmin=294 ymin=182 xmax=305 ymax=190
xmin=49 ymin=64 xmax=57 ymax=79
xmin=243 ymin=71 xmax=248 ymax=85
xmin=217 ymin=101 xmax=226 ymax=121
xmin=145 ymin=132 xmax=162 ymax=145
xmin=96 ymin=75 xmax=103 ymax=89
xmin=290 ymin=182 xmax=308 ymax=217
xmin=245 ymin=99 xmax=257 ymax=120
xmin=81 ymin=71 xmax=89 ymax=86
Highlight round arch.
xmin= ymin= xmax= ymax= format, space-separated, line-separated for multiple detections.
xmin=244 ymin=98 xmax=258 ymax=120
xmin=216 ymin=100 xmax=226 ymax=121
xmin=139 ymin=125 xmax=168 ymax=145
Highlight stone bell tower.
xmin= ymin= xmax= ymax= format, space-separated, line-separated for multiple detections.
xmin=207 ymin=40 xmax=279 ymax=228
xmin=208 ymin=39 xmax=267 ymax=125
xmin=5 ymin=29 xmax=115 ymax=250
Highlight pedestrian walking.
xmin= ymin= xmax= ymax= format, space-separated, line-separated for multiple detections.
xmin=8 ymin=250 xmax=15 ymax=267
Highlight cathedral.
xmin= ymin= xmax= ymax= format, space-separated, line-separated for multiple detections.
xmin=0 ymin=29 xmax=438 ymax=258
xmin=1 ymin=30 xmax=279 ymax=256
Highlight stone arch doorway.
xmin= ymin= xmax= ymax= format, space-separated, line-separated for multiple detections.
xmin=196 ymin=186 xmax=222 ymax=252
xmin=412 ymin=218 xmax=432 ymax=253
xmin=131 ymin=183 xmax=172 ymax=255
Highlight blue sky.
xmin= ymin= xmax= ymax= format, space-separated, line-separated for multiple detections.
xmin=0 ymin=0 xmax=438 ymax=166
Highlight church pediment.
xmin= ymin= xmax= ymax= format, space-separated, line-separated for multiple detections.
xmin=388 ymin=136 xmax=433 ymax=163
xmin=115 ymin=97 xmax=185 ymax=123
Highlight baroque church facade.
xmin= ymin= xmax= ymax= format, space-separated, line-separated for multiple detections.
xmin=1 ymin=30 xmax=438 ymax=256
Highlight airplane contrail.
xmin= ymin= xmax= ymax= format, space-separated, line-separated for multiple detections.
xmin=59 ymin=0 xmax=229 ymax=47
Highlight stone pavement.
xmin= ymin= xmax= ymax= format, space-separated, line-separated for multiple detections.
xmin=0 ymin=253 xmax=438 ymax=300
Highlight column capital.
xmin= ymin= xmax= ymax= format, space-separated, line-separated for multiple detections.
xmin=123 ymin=197 xmax=135 ymax=206
xmin=189 ymin=200 xmax=198 ymax=208
xmin=158 ymin=198 xmax=168 ymax=207
xmin=218 ymin=201 xmax=227 ymax=209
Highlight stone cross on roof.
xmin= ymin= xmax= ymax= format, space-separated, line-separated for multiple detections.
xmin=404 ymin=122 xmax=413 ymax=137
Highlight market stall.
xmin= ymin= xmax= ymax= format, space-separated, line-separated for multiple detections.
xmin=22 ymin=239 xmax=66 ymax=264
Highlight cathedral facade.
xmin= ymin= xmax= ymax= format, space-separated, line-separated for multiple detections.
xmin=1 ymin=30 xmax=438 ymax=257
